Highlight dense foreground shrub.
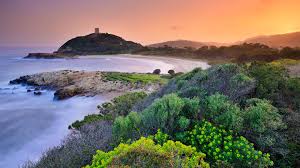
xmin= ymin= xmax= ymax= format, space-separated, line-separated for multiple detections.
xmin=203 ymin=93 xmax=243 ymax=132
xmin=85 ymin=136 xmax=209 ymax=168
xmin=113 ymin=94 xmax=199 ymax=141
xmin=181 ymin=121 xmax=273 ymax=168
xmin=23 ymin=121 xmax=113 ymax=168
xmin=243 ymin=99 xmax=286 ymax=150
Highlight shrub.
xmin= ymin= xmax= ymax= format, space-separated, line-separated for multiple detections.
xmin=23 ymin=121 xmax=113 ymax=168
xmin=141 ymin=94 xmax=199 ymax=135
xmin=284 ymin=77 xmax=300 ymax=110
xmin=168 ymin=69 xmax=175 ymax=75
xmin=182 ymin=121 xmax=273 ymax=168
xmin=71 ymin=92 xmax=147 ymax=130
xmin=107 ymin=91 xmax=147 ymax=117
xmin=204 ymin=93 xmax=243 ymax=132
xmin=153 ymin=69 xmax=161 ymax=74
xmin=113 ymin=94 xmax=199 ymax=141
xmin=70 ymin=114 xmax=113 ymax=129
xmin=132 ymin=80 xmax=178 ymax=112
xmin=152 ymin=129 xmax=169 ymax=145
xmin=248 ymin=62 xmax=288 ymax=101
xmin=243 ymin=98 xmax=285 ymax=150
xmin=178 ymin=64 xmax=256 ymax=101
xmin=113 ymin=112 xmax=142 ymax=142
xmin=85 ymin=137 xmax=209 ymax=168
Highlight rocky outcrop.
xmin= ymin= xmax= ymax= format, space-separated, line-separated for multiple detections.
xmin=9 ymin=70 xmax=162 ymax=100
xmin=25 ymin=33 xmax=143 ymax=59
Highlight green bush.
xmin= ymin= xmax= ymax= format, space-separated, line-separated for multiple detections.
xmin=141 ymin=94 xmax=199 ymax=135
xmin=284 ymin=77 xmax=300 ymax=110
xmin=85 ymin=137 xmax=209 ymax=168
xmin=248 ymin=62 xmax=288 ymax=101
xmin=182 ymin=121 xmax=273 ymax=167
xmin=204 ymin=94 xmax=243 ymax=132
xmin=177 ymin=64 xmax=255 ymax=101
xmin=243 ymin=98 xmax=285 ymax=150
xmin=70 ymin=114 xmax=113 ymax=129
xmin=113 ymin=94 xmax=200 ymax=141
xmin=109 ymin=91 xmax=147 ymax=116
xmin=113 ymin=112 xmax=142 ymax=142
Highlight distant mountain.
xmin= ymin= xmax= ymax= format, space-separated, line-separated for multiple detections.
xmin=148 ymin=40 xmax=227 ymax=49
xmin=244 ymin=32 xmax=300 ymax=48
xmin=26 ymin=32 xmax=143 ymax=58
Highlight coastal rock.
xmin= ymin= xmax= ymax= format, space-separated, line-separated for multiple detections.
xmin=10 ymin=70 xmax=163 ymax=100
xmin=34 ymin=91 xmax=42 ymax=96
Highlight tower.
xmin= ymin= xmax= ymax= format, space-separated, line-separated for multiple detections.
xmin=95 ymin=28 xmax=100 ymax=34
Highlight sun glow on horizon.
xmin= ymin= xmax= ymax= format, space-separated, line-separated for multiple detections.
xmin=0 ymin=0 xmax=300 ymax=46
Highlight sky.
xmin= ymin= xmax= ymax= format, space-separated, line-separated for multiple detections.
xmin=0 ymin=0 xmax=300 ymax=47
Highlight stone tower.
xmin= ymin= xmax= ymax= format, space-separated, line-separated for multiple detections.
xmin=95 ymin=28 xmax=100 ymax=34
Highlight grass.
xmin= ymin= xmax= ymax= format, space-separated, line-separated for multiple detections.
xmin=103 ymin=72 xmax=168 ymax=84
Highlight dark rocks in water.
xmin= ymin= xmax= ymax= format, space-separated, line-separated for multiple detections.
xmin=34 ymin=91 xmax=42 ymax=96
xmin=27 ymin=89 xmax=32 ymax=92
xmin=25 ymin=32 xmax=143 ymax=59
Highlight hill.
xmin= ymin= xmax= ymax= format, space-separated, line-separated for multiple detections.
xmin=25 ymin=32 xmax=143 ymax=58
xmin=148 ymin=40 xmax=226 ymax=49
xmin=244 ymin=31 xmax=300 ymax=48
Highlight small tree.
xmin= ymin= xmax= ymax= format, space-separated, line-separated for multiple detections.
xmin=168 ymin=69 xmax=175 ymax=76
xmin=153 ymin=69 xmax=161 ymax=74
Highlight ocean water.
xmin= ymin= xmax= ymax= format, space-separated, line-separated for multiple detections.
xmin=0 ymin=47 xmax=209 ymax=167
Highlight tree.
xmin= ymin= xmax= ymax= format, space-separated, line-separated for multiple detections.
xmin=167 ymin=69 xmax=175 ymax=76
xmin=152 ymin=69 xmax=161 ymax=74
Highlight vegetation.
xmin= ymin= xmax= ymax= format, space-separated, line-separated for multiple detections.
xmin=97 ymin=91 xmax=147 ymax=117
xmin=113 ymin=94 xmax=199 ymax=142
xmin=70 ymin=92 xmax=147 ymax=129
xmin=23 ymin=121 xmax=113 ymax=168
xmin=103 ymin=72 xmax=167 ymax=84
xmin=85 ymin=136 xmax=209 ymax=168
xmin=181 ymin=121 xmax=273 ymax=167
xmin=69 ymin=114 xmax=113 ymax=129
xmin=25 ymin=62 xmax=300 ymax=168
xmin=133 ymin=43 xmax=300 ymax=63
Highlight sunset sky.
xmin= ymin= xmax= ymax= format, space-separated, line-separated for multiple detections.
xmin=0 ymin=0 xmax=300 ymax=47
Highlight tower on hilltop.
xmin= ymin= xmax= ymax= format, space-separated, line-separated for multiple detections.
xmin=95 ymin=28 xmax=100 ymax=34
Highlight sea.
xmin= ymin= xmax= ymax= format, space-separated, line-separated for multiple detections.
xmin=0 ymin=46 xmax=210 ymax=167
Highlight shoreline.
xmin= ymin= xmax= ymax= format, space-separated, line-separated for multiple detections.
xmin=9 ymin=70 xmax=166 ymax=100
xmin=79 ymin=54 xmax=211 ymax=72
